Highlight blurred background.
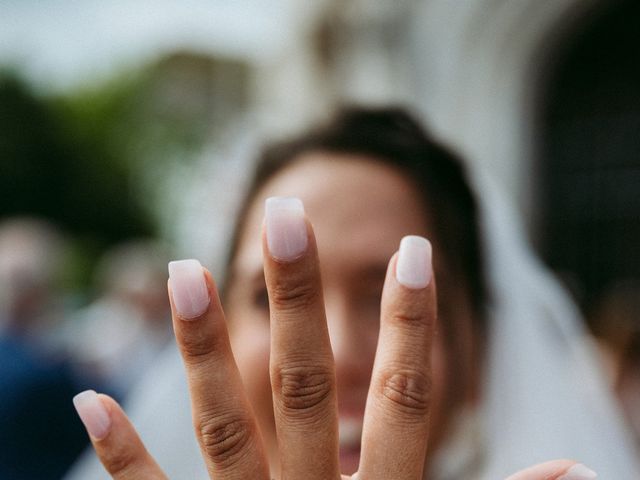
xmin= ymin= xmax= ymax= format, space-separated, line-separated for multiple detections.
xmin=1 ymin=0 xmax=638 ymax=478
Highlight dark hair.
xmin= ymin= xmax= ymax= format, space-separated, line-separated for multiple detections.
xmin=224 ymin=105 xmax=488 ymax=408
xmin=227 ymin=106 xmax=485 ymax=310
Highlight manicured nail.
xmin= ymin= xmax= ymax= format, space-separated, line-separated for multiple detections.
xmin=73 ymin=390 xmax=111 ymax=440
xmin=396 ymin=235 xmax=432 ymax=289
xmin=559 ymin=464 xmax=597 ymax=480
xmin=168 ymin=259 xmax=210 ymax=319
xmin=265 ymin=197 xmax=308 ymax=262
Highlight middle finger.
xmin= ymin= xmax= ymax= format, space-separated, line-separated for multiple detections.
xmin=263 ymin=197 xmax=341 ymax=479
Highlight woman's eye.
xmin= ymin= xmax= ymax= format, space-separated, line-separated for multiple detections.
xmin=357 ymin=291 xmax=382 ymax=317
xmin=252 ymin=287 xmax=270 ymax=311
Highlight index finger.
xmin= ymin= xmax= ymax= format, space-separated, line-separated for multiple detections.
xmin=168 ymin=260 xmax=269 ymax=480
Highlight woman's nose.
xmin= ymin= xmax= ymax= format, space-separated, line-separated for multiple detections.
xmin=325 ymin=300 xmax=377 ymax=388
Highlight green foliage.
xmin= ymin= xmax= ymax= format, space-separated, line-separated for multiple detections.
xmin=1 ymin=54 xmax=248 ymax=288
xmin=0 ymin=70 xmax=154 ymax=285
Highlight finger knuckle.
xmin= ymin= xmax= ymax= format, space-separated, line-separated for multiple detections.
xmin=378 ymin=369 xmax=432 ymax=418
xmin=389 ymin=309 xmax=428 ymax=327
xmin=179 ymin=330 xmax=219 ymax=365
xmin=102 ymin=447 xmax=140 ymax=478
xmin=274 ymin=365 xmax=334 ymax=414
xmin=197 ymin=412 xmax=252 ymax=468
xmin=269 ymin=279 xmax=318 ymax=312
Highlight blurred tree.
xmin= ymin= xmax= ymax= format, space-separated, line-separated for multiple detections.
xmin=0 ymin=71 xmax=153 ymax=243
xmin=0 ymin=53 xmax=248 ymax=287
xmin=0 ymin=71 xmax=154 ymax=286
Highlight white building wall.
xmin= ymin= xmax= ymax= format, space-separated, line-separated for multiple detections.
xmin=255 ymin=0 xmax=609 ymax=226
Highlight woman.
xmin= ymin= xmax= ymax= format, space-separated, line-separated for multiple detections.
xmin=70 ymin=107 xmax=636 ymax=479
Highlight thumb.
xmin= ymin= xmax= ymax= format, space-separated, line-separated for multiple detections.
xmin=505 ymin=460 xmax=597 ymax=480
xmin=73 ymin=390 xmax=168 ymax=479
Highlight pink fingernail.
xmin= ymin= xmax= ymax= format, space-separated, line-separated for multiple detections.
xmin=559 ymin=464 xmax=598 ymax=480
xmin=396 ymin=236 xmax=432 ymax=289
xmin=73 ymin=390 xmax=111 ymax=440
xmin=168 ymin=259 xmax=210 ymax=319
xmin=265 ymin=197 xmax=308 ymax=262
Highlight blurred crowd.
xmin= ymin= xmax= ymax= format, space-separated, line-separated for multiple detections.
xmin=0 ymin=217 xmax=172 ymax=479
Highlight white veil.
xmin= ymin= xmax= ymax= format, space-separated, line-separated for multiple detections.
xmin=65 ymin=140 xmax=639 ymax=480
xmin=470 ymin=168 xmax=639 ymax=478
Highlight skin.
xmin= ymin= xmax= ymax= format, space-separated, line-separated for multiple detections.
xmin=225 ymin=154 xmax=450 ymax=475
xmin=77 ymin=153 xmax=591 ymax=479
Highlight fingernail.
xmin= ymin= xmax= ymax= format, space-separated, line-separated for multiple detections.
xmin=265 ymin=197 xmax=308 ymax=262
xmin=559 ymin=464 xmax=598 ymax=480
xmin=168 ymin=259 xmax=210 ymax=319
xmin=73 ymin=390 xmax=111 ymax=440
xmin=396 ymin=235 xmax=432 ymax=289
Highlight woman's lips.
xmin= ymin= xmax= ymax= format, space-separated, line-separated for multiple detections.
xmin=339 ymin=448 xmax=360 ymax=475
xmin=339 ymin=416 xmax=363 ymax=473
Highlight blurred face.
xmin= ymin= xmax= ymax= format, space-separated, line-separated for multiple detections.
xmin=225 ymin=153 xmax=453 ymax=475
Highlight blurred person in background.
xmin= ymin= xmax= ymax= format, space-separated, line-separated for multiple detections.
xmin=0 ymin=217 xmax=67 ymax=348
xmin=589 ymin=280 xmax=640 ymax=452
xmin=67 ymin=107 xmax=638 ymax=480
xmin=0 ymin=217 xmax=94 ymax=479
xmin=66 ymin=240 xmax=172 ymax=397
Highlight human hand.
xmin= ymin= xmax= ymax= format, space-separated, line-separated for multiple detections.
xmin=72 ymin=198 xmax=597 ymax=479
